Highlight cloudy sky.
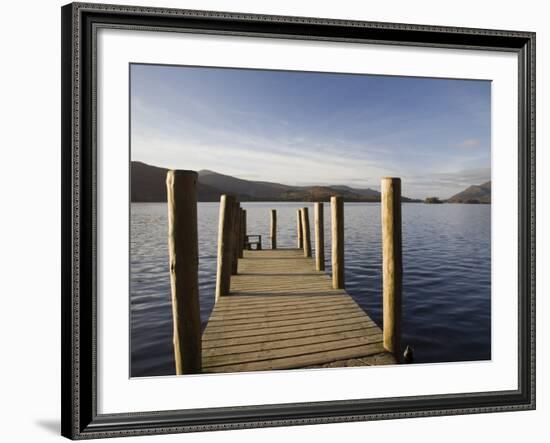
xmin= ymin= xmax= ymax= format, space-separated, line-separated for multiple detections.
xmin=130 ymin=64 xmax=491 ymax=199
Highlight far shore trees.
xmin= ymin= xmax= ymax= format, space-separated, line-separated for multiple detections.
xmin=424 ymin=197 xmax=443 ymax=204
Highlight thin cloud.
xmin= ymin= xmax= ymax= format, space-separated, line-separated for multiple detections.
xmin=456 ymin=138 xmax=481 ymax=149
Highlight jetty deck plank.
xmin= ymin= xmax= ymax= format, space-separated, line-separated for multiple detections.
xmin=202 ymin=248 xmax=396 ymax=373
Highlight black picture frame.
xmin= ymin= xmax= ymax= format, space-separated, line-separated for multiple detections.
xmin=61 ymin=2 xmax=536 ymax=439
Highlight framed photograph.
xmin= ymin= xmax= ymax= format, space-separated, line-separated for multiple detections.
xmin=61 ymin=2 xmax=535 ymax=439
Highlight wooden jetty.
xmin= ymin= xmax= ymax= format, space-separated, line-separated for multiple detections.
xmin=201 ymin=248 xmax=395 ymax=373
xmin=166 ymin=173 xmax=403 ymax=374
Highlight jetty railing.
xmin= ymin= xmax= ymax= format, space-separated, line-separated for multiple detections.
xmin=166 ymin=173 xmax=405 ymax=373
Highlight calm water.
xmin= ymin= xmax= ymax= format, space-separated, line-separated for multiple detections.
xmin=130 ymin=202 xmax=491 ymax=377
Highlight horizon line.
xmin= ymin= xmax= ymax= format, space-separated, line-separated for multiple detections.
xmin=131 ymin=159 xmax=491 ymax=200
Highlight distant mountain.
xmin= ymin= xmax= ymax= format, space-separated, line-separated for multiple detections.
xmin=329 ymin=185 xmax=382 ymax=200
xmin=447 ymin=181 xmax=491 ymax=204
xmin=131 ymin=161 xmax=420 ymax=202
xmin=131 ymin=162 xmax=223 ymax=202
xmin=198 ymin=169 xmax=294 ymax=199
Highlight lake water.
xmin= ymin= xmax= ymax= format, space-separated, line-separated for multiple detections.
xmin=130 ymin=202 xmax=491 ymax=377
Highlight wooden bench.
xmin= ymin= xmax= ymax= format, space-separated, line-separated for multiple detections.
xmin=245 ymin=234 xmax=262 ymax=250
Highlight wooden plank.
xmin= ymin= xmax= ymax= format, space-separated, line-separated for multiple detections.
xmin=219 ymin=292 xmax=348 ymax=303
xmin=234 ymin=268 xmax=321 ymax=276
xmin=242 ymin=248 xmax=302 ymax=256
xmin=203 ymin=310 xmax=369 ymax=334
xmin=231 ymin=279 xmax=332 ymax=287
xmin=303 ymin=352 xmax=397 ymax=368
xmin=202 ymin=319 xmax=378 ymax=349
xmin=210 ymin=303 xmax=354 ymax=318
xmin=234 ymin=269 xmax=318 ymax=276
xmin=220 ymin=292 xmax=347 ymax=302
xmin=203 ymin=326 xmax=382 ymax=357
xmin=203 ymin=342 xmax=387 ymax=372
xmin=234 ymin=273 xmax=335 ymax=281
xmin=232 ymin=279 xmax=325 ymax=286
xmin=215 ymin=295 xmax=362 ymax=308
xmin=203 ymin=315 xmax=377 ymax=341
xmin=239 ymin=254 xmax=314 ymax=261
xmin=209 ymin=302 xmax=364 ymax=321
xmin=228 ymin=288 xmax=339 ymax=295
xmin=229 ymin=286 xmax=337 ymax=294
xmin=209 ymin=304 xmax=364 ymax=323
xmin=214 ymin=295 xmax=350 ymax=310
xmin=203 ymin=335 xmax=383 ymax=368
xmin=233 ymin=277 xmax=322 ymax=282
xmin=211 ymin=303 xmax=352 ymax=317
xmin=240 ymin=249 xmax=302 ymax=259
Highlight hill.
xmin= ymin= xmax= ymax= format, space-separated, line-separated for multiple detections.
xmin=131 ymin=162 xmax=223 ymax=202
xmin=447 ymin=181 xmax=491 ymax=203
xmin=131 ymin=161 xmax=420 ymax=203
xmin=198 ymin=169 xmax=294 ymax=199
xmin=278 ymin=185 xmax=371 ymax=202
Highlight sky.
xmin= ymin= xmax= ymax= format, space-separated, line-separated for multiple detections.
xmin=130 ymin=64 xmax=491 ymax=199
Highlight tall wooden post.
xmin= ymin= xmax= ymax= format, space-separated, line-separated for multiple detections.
xmin=215 ymin=194 xmax=235 ymax=302
xmin=331 ymin=196 xmax=344 ymax=289
xmin=381 ymin=177 xmax=403 ymax=356
xmin=231 ymin=201 xmax=241 ymax=275
xmin=237 ymin=207 xmax=244 ymax=259
xmin=301 ymin=207 xmax=312 ymax=258
xmin=314 ymin=202 xmax=325 ymax=271
xmin=166 ymin=170 xmax=201 ymax=374
xmin=296 ymin=209 xmax=303 ymax=248
xmin=240 ymin=208 xmax=246 ymax=255
xmin=270 ymin=209 xmax=277 ymax=249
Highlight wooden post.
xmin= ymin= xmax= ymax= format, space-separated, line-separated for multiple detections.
xmin=231 ymin=201 xmax=240 ymax=275
xmin=331 ymin=196 xmax=344 ymax=289
xmin=301 ymin=207 xmax=312 ymax=258
xmin=166 ymin=170 xmax=201 ymax=374
xmin=314 ymin=202 xmax=325 ymax=271
xmin=215 ymin=194 xmax=235 ymax=302
xmin=270 ymin=209 xmax=277 ymax=249
xmin=381 ymin=177 xmax=403 ymax=356
xmin=296 ymin=209 xmax=303 ymax=248
xmin=240 ymin=208 xmax=246 ymax=256
xmin=237 ymin=207 xmax=244 ymax=259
